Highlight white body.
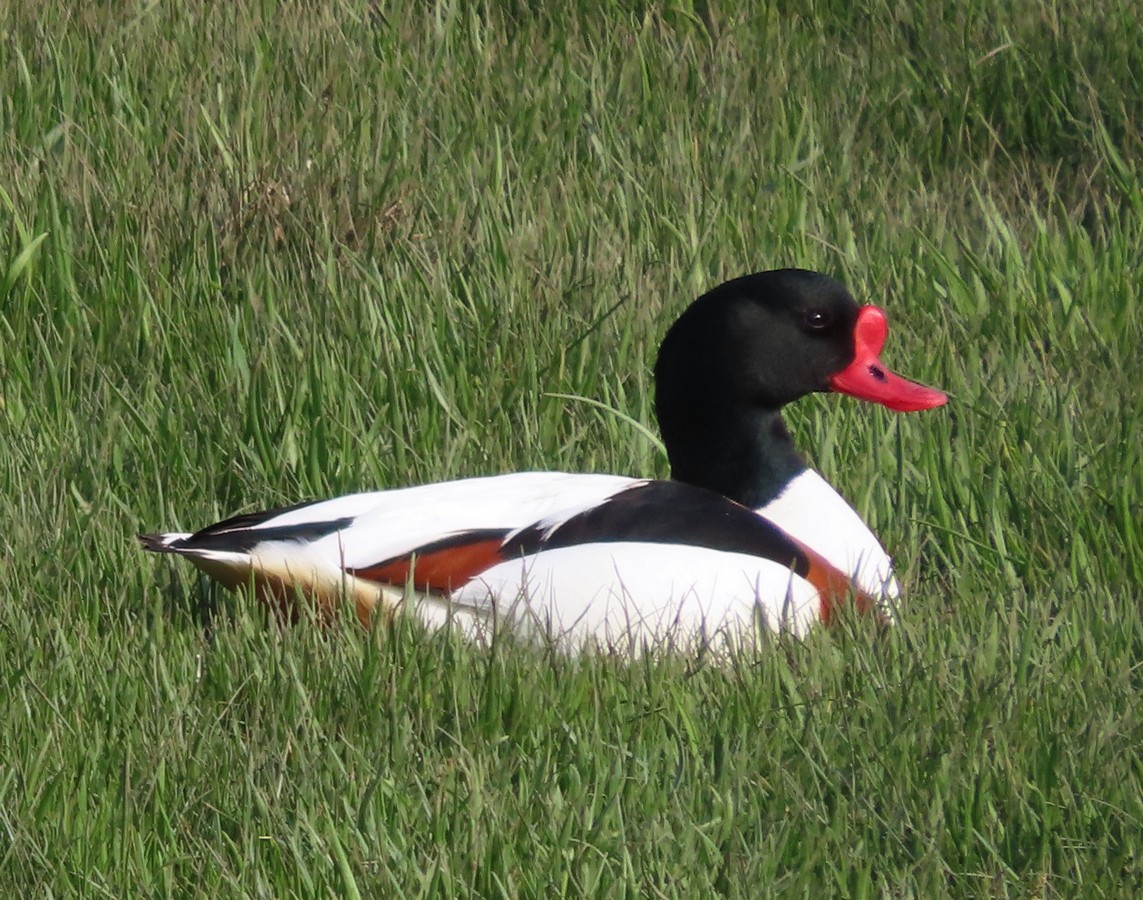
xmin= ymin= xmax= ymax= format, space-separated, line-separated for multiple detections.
xmin=150 ymin=470 xmax=897 ymax=652
xmin=432 ymin=543 xmax=821 ymax=653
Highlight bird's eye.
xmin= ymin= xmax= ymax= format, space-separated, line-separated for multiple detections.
xmin=802 ymin=310 xmax=832 ymax=332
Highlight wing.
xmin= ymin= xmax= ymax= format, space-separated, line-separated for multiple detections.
xmin=142 ymin=471 xmax=642 ymax=566
xmin=137 ymin=472 xmax=643 ymax=617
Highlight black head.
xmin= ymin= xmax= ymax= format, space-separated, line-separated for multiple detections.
xmin=655 ymin=269 xmax=860 ymax=419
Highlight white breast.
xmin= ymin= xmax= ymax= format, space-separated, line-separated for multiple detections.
xmin=757 ymin=469 xmax=900 ymax=603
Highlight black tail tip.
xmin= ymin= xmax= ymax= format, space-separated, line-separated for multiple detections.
xmin=138 ymin=533 xmax=172 ymax=552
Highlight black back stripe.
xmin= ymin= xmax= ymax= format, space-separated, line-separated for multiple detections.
xmin=502 ymin=481 xmax=811 ymax=577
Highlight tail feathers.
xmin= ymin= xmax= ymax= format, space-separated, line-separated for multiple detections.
xmin=138 ymin=532 xmax=193 ymax=552
xmin=138 ymin=531 xmax=423 ymax=629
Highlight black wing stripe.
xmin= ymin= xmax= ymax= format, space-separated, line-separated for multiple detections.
xmin=184 ymin=508 xmax=357 ymax=552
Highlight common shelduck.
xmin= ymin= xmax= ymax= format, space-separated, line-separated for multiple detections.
xmin=140 ymin=269 xmax=946 ymax=652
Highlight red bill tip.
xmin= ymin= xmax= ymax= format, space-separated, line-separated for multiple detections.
xmin=828 ymin=306 xmax=948 ymax=412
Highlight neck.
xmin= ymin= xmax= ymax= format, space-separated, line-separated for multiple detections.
xmin=663 ymin=403 xmax=807 ymax=510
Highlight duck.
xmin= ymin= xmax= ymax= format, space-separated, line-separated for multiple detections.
xmin=139 ymin=269 xmax=946 ymax=653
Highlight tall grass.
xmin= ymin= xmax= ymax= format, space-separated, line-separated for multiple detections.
xmin=1 ymin=1 xmax=1140 ymax=894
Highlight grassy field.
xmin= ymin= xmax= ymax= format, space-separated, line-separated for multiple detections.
xmin=2 ymin=1 xmax=1140 ymax=895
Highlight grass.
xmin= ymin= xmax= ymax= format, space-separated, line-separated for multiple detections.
xmin=1 ymin=0 xmax=1140 ymax=895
